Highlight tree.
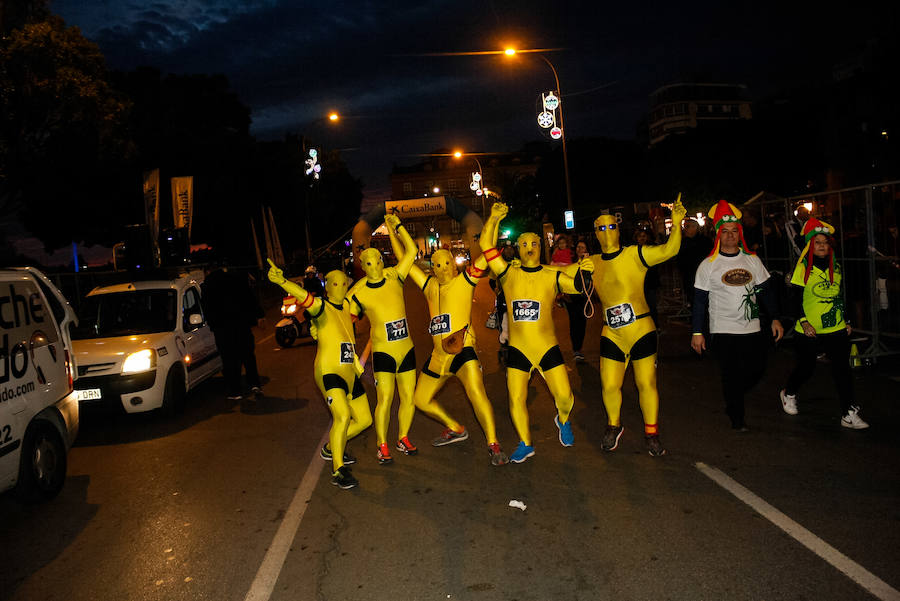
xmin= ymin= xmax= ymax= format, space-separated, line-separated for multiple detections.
xmin=0 ymin=14 xmax=132 ymax=249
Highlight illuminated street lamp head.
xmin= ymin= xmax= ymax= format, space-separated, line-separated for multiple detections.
xmin=453 ymin=150 xmax=462 ymax=158
xmin=504 ymin=48 xmax=516 ymax=56
xmin=433 ymin=187 xmax=440 ymax=194
xmin=328 ymin=112 xmax=339 ymax=122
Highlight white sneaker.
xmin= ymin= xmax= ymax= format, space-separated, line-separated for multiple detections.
xmin=841 ymin=406 xmax=869 ymax=429
xmin=779 ymin=389 xmax=798 ymax=415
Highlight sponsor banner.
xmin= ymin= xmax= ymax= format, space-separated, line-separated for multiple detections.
xmin=385 ymin=196 xmax=447 ymax=219
xmin=143 ymin=169 xmax=160 ymax=244
xmin=170 ymin=176 xmax=194 ymax=237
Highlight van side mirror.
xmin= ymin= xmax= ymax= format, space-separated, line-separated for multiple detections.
xmin=189 ymin=313 xmax=203 ymax=326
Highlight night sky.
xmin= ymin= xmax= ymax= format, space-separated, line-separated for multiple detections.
xmin=50 ymin=1 xmax=890 ymax=198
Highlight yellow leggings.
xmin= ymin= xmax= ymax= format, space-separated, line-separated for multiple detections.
xmin=318 ymin=377 xmax=373 ymax=470
xmin=374 ymin=370 xmax=417 ymax=444
xmin=413 ymin=359 xmax=499 ymax=445
xmin=507 ymin=364 xmax=573 ymax=446
xmin=599 ymin=321 xmax=660 ymax=435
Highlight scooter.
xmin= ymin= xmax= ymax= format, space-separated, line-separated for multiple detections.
xmin=275 ymin=295 xmax=309 ymax=347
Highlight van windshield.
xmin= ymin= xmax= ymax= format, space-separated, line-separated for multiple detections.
xmin=71 ymin=290 xmax=177 ymax=339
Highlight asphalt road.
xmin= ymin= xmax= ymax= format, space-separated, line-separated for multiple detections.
xmin=2 ymin=277 xmax=898 ymax=601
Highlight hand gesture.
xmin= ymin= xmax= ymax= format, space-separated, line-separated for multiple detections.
xmin=578 ymin=256 xmax=594 ymax=274
xmin=385 ymin=213 xmax=401 ymax=231
xmin=490 ymin=202 xmax=509 ymax=221
xmin=671 ymin=193 xmax=687 ymax=224
xmin=266 ymin=258 xmax=286 ymax=285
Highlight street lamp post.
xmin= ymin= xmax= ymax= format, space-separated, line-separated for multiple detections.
xmin=454 ymin=151 xmax=486 ymax=217
xmin=535 ymin=54 xmax=573 ymax=213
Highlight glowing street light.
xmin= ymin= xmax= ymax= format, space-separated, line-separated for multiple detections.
xmin=328 ymin=111 xmax=340 ymax=122
xmin=504 ymin=47 xmax=573 ymax=212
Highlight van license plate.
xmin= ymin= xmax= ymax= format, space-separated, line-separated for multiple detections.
xmin=76 ymin=389 xmax=102 ymax=401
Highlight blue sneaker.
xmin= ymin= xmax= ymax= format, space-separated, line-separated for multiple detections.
xmin=555 ymin=415 xmax=574 ymax=447
xmin=509 ymin=441 xmax=535 ymax=463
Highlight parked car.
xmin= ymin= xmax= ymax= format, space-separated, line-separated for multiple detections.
xmin=0 ymin=267 xmax=79 ymax=502
xmin=70 ymin=270 xmax=222 ymax=416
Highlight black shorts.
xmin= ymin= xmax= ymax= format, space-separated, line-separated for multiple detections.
xmin=506 ymin=345 xmax=565 ymax=373
xmin=600 ymin=330 xmax=657 ymax=363
xmin=322 ymin=373 xmax=365 ymax=398
xmin=373 ymin=347 xmax=417 ymax=374
xmin=421 ymin=346 xmax=479 ymax=378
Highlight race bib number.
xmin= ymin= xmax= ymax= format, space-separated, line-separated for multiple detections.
xmin=511 ymin=300 xmax=541 ymax=322
xmin=606 ymin=303 xmax=636 ymax=329
xmin=429 ymin=314 xmax=451 ymax=336
xmin=339 ymin=342 xmax=355 ymax=364
xmin=385 ymin=318 xmax=409 ymax=341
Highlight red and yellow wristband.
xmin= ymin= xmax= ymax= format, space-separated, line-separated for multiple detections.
xmin=482 ymin=247 xmax=502 ymax=262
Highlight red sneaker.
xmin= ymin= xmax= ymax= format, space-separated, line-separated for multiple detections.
xmin=377 ymin=442 xmax=393 ymax=465
xmin=395 ymin=436 xmax=418 ymax=455
xmin=488 ymin=442 xmax=508 ymax=466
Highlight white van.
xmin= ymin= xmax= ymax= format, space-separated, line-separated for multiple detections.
xmin=0 ymin=267 xmax=79 ymax=502
xmin=70 ymin=270 xmax=222 ymax=415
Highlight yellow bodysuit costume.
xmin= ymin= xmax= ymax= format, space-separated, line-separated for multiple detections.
xmin=589 ymin=197 xmax=686 ymax=456
xmin=480 ymin=202 xmax=593 ymax=463
xmin=268 ymin=261 xmax=372 ymax=489
xmin=391 ymin=237 xmax=508 ymax=466
xmin=348 ymin=214 xmax=419 ymax=464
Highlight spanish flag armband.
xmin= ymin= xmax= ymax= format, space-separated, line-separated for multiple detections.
xmin=483 ymin=247 xmax=501 ymax=262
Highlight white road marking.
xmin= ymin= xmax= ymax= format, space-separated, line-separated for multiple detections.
xmin=256 ymin=332 xmax=275 ymax=346
xmin=243 ymin=430 xmax=330 ymax=601
xmin=695 ymin=462 xmax=900 ymax=601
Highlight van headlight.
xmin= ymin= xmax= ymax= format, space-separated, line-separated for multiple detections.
xmin=122 ymin=349 xmax=157 ymax=374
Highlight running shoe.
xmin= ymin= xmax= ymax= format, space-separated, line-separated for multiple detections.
xmin=488 ymin=442 xmax=508 ymax=466
xmin=509 ymin=441 xmax=535 ymax=464
xmin=841 ymin=405 xmax=870 ymax=429
xmin=646 ymin=434 xmax=667 ymax=457
xmin=377 ymin=442 xmax=393 ymax=465
xmin=395 ymin=436 xmax=418 ymax=455
xmin=331 ymin=466 xmax=358 ymax=490
xmin=600 ymin=425 xmax=624 ymax=451
xmin=320 ymin=444 xmax=357 ymax=464
xmin=555 ymin=415 xmax=574 ymax=446
xmin=779 ymin=389 xmax=798 ymax=415
xmin=432 ymin=427 xmax=469 ymax=447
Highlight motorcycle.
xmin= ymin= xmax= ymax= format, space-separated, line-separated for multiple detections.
xmin=275 ymin=295 xmax=310 ymax=347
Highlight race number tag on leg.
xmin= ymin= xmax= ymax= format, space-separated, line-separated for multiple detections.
xmin=385 ymin=318 xmax=409 ymax=341
xmin=606 ymin=303 xmax=636 ymax=329
xmin=511 ymin=300 xmax=541 ymax=322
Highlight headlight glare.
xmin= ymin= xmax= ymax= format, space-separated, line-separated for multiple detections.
xmin=122 ymin=349 xmax=156 ymax=373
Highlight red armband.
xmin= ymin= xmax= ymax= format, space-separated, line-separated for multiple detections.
xmin=466 ymin=264 xmax=487 ymax=278
xmin=299 ymin=294 xmax=315 ymax=309
xmin=482 ymin=247 xmax=501 ymax=262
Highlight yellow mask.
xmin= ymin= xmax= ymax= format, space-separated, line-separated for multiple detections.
xmin=431 ymin=249 xmax=458 ymax=284
xmin=359 ymin=247 xmax=384 ymax=281
xmin=594 ymin=215 xmax=620 ymax=253
xmin=517 ymin=233 xmax=542 ymax=267
xmin=324 ymin=270 xmax=349 ymax=303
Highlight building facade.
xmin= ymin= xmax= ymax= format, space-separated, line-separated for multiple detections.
xmin=648 ymin=83 xmax=752 ymax=147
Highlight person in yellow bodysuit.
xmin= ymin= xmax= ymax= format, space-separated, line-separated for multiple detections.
xmin=390 ymin=235 xmax=508 ymax=466
xmin=480 ymin=202 xmax=594 ymax=463
xmin=267 ymin=260 xmax=372 ymax=489
xmin=589 ymin=196 xmax=686 ymax=456
xmin=348 ymin=214 xmax=420 ymax=465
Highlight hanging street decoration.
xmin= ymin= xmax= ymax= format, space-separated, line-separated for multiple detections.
xmin=305 ymin=148 xmax=321 ymax=180
xmin=536 ymin=91 xmax=562 ymax=141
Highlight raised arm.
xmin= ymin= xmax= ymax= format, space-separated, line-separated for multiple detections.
xmin=385 ymin=213 xmax=418 ymax=280
xmin=479 ymin=202 xmax=509 ymax=276
xmin=267 ymin=258 xmax=323 ymax=315
xmin=387 ymin=216 xmax=427 ymax=288
xmin=641 ymin=194 xmax=687 ymax=266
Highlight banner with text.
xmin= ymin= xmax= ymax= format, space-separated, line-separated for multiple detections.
xmin=385 ymin=196 xmax=447 ymax=219
xmin=143 ymin=169 xmax=160 ymax=244
xmin=170 ymin=176 xmax=194 ymax=237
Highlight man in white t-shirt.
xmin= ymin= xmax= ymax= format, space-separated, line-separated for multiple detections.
xmin=690 ymin=201 xmax=784 ymax=431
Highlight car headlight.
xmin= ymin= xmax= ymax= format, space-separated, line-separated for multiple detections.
xmin=286 ymin=304 xmax=297 ymax=315
xmin=122 ymin=349 xmax=157 ymax=374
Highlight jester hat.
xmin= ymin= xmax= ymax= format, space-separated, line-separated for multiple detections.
xmin=706 ymin=200 xmax=754 ymax=260
xmin=797 ymin=217 xmax=836 ymax=284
